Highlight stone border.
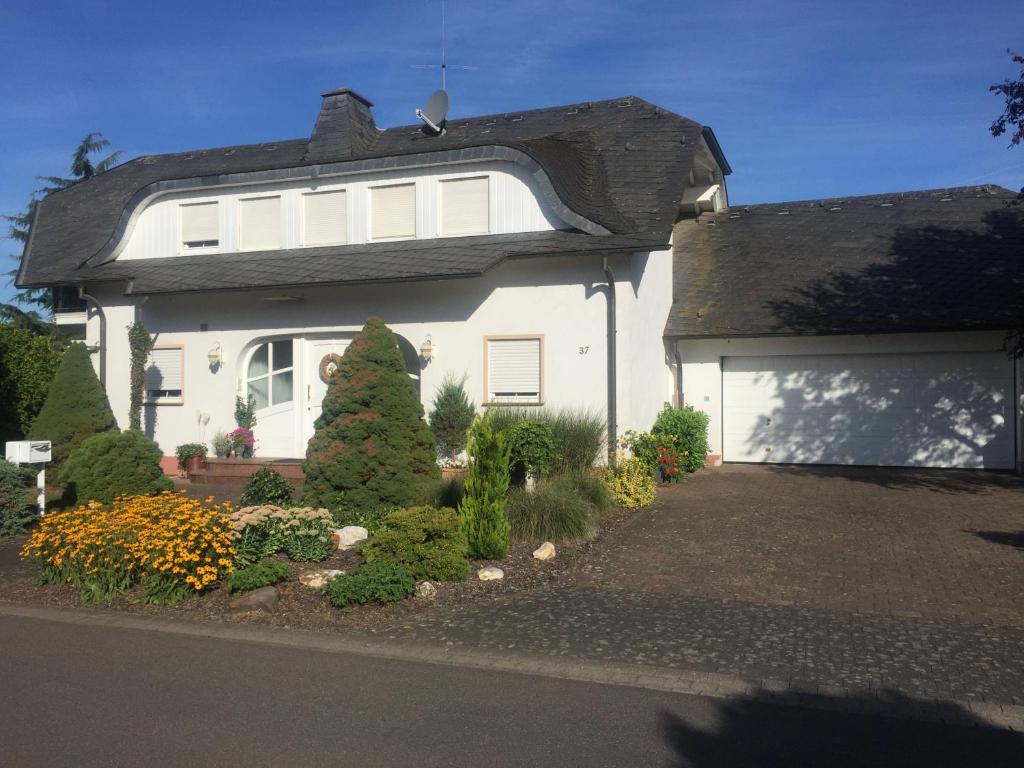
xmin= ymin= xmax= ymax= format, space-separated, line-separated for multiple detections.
xmin=2 ymin=602 xmax=1020 ymax=731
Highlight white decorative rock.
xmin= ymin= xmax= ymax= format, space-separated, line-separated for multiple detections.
xmin=334 ymin=526 xmax=369 ymax=549
xmin=298 ymin=569 xmax=345 ymax=589
xmin=415 ymin=581 xmax=437 ymax=599
xmin=477 ymin=566 xmax=504 ymax=581
xmin=532 ymin=542 xmax=556 ymax=561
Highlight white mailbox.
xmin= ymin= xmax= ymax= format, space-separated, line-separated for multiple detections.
xmin=6 ymin=440 xmax=52 ymax=464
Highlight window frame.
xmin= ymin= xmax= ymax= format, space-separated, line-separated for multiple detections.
xmin=143 ymin=345 xmax=185 ymax=406
xmin=301 ymin=188 xmax=349 ymax=247
xmin=245 ymin=339 xmax=295 ymax=412
xmin=438 ymin=174 xmax=491 ymax=237
xmin=179 ymin=201 xmax=221 ymax=254
xmin=237 ymin=194 xmax=283 ymax=252
xmin=368 ymin=182 xmax=417 ymax=242
xmin=482 ymin=334 xmax=544 ymax=406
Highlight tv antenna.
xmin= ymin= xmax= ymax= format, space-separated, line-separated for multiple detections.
xmin=412 ymin=0 xmax=476 ymax=90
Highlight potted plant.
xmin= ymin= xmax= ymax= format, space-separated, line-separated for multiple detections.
xmin=212 ymin=432 xmax=231 ymax=459
xmin=175 ymin=443 xmax=208 ymax=476
xmin=227 ymin=428 xmax=255 ymax=459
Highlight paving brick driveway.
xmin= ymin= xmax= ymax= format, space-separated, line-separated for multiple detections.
xmin=577 ymin=464 xmax=1024 ymax=627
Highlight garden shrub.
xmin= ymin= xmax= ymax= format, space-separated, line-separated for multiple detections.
xmin=428 ymin=373 xmax=476 ymax=460
xmin=0 ymin=458 xmax=36 ymax=538
xmin=325 ymin=561 xmax=415 ymax=608
xmin=434 ymin=476 xmax=465 ymax=510
xmin=29 ymin=342 xmax=117 ymax=468
xmin=60 ymin=430 xmax=172 ymax=505
xmin=558 ymin=471 xmax=612 ymax=513
xmin=239 ymin=466 xmax=294 ymax=507
xmin=128 ymin=322 xmax=153 ymax=431
xmin=228 ymin=505 xmax=333 ymax=565
xmin=506 ymin=478 xmax=597 ymax=544
xmin=227 ymin=558 xmax=290 ymax=594
xmin=652 ymin=404 xmax=710 ymax=474
xmin=302 ymin=317 xmax=440 ymax=514
xmin=0 ymin=327 xmax=63 ymax=440
xmin=360 ymin=505 xmax=469 ymax=581
xmin=507 ymin=419 xmax=556 ymax=481
xmin=487 ymin=406 xmax=605 ymax=474
xmin=175 ymin=443 xmax=207 ymax=472
xmin=458 ymin=417 xmax=511 ymax=559
xmin=20 ymin=492 xmax=235 ymax=604
xmin=605 ymin=454 xmax=656 ymax=509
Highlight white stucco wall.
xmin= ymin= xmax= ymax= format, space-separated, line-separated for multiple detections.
xmin=675 ymin=330 xmax=1017 ymax=467
xmin=86 ymin=250 xmax=675 ymax=460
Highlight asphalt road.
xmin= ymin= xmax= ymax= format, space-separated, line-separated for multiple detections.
xmin=0 ymin=614 xmax=1020 ymax=767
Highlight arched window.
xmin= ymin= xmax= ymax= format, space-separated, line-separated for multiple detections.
xmin=247 ymin=340 xmax=294 ymax=410
xmin=395 ymin=334 xmax=421 ymax=397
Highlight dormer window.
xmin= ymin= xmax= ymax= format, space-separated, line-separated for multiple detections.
xmin=239 ymin=195 xmax=281 ymax=251
xmin=180 ymin=202 xmax=219 ymax=250
xmin=440 ymin=176 xmax=489 ymax=236
xmin=370 ymin=183 xmax=416 ymax=241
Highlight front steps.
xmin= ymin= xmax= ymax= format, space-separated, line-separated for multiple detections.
xmin=187 ymin=458 xmax=305 ymax=487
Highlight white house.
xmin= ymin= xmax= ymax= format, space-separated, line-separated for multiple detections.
xmin=17 ymin=88 xmax=1024 ymax=471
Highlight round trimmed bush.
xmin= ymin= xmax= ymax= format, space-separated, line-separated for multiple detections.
xmin=360 ymin=505 xmax=469 ymax=581
xmin=60 ymin=430 xmax=173 ymax=505
xmin=239 ymin=466 xmax=294 ymax=507
xmin=507 ymin=420 xmax=556 ymax=481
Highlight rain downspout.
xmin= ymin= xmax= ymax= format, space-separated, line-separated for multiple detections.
xmin=602 ymin=255 xmax=617 ymax=462
xmin=78 ymin=287 xmax=106 ymax=389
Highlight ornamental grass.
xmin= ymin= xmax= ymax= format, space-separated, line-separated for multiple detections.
xmin=20 ymin=492 xmax=236 ymax=605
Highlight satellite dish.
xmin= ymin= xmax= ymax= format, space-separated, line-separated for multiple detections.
xmin=416 ymin=89 xmax=449 ymax=135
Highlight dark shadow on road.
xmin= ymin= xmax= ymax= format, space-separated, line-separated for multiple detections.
xmin=662 ymin=689 xmax=1023 ymax=768
xmin=759 ymin=463 xmax=1024 ymax=495
xmin=969 ymin=529 xmax=1024 ymax=552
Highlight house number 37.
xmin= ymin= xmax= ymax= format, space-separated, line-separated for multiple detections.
xmin=578 ymin=346 xmax=590 ymax=355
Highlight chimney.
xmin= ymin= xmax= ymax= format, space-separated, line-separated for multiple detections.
xmin=304 ymin=88 xmax=378 ymax=163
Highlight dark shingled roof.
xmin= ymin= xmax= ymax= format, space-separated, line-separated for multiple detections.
xmin=18 ymin=94 xmax=710 ymax=290
xmin=666 ymin=185 xmax=1024 ymax=338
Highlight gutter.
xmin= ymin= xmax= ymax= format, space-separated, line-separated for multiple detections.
xmin=602 ymin=255 xmax=617 ymax=462
xmin=78 ymin=287 xmax=106 ymax=388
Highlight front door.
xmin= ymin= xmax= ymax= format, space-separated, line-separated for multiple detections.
xmin=303 ymin=337 xmax=352 ymax=447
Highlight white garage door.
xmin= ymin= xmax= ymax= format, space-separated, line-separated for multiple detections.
xmin=722 ymin=352 xmax=1015 ymax=469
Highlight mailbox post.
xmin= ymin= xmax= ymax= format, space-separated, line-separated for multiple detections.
xmin=5 ymin=440 xmax=52 ymax=515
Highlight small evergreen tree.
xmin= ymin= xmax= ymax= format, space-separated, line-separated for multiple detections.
xmin=28 ymin=342 xmax=117 ymax=467
xmin=458 ymin=416 xmax=511 ymax=560
xmin=239 ymin=466 xmax=294 ymax=507
xmin=428 ymin=373 xmax=476 ymax=460
xmin=302 ymin=317 xmax=440 ymax=513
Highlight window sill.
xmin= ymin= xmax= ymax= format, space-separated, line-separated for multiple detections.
xmin=482 ymin=400 xmax=544 ymax=407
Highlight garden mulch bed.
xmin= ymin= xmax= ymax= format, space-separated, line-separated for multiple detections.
xmin=0 ymin=506 xmax=641 ymax=634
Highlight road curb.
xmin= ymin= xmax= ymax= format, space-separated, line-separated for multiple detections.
xmin=2 ymin=601 xmax=1021 ymax=731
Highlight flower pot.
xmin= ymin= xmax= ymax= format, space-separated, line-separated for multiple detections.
xmin=185 ymin=456 xmax=207 ymax=474
xmin=441 ymin=467 xmax=469 ymax=481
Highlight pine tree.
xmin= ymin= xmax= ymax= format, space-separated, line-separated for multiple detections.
xmin=302 ymin=317 xmax=439 ymax=513
xmin=428 ymin=373 xmax=476 ymax=459
xmin=28 ymin=342 xmax=117 ymax=467
xmin=458 ymin=416 xmax=511 ymax=560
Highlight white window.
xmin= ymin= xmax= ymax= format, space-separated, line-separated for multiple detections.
xmin=303 ymin=190 xmax=347 ymax=246
xmin=246 ymin=340 xmax=294 ymax=410
xmin=370 ymin=183 xmax=416 ymax=240
xmin=485 ymin=337 xmax=543 ymax=404
xmin=440 ymin=176 xmax=489 ymax=236
xmin=145 ymin=347 xmax=183 ymax=404
xmin=239 ymin=196 xmax=281 ymax=251
xmin=180 ymin=202 xmax=219 ymax=250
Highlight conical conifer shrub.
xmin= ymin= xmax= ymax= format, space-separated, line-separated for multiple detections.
xmin=302 ymin=317 xmax=439 ymax=513
xmin=29 ymin=342 xmax=117 ymax=467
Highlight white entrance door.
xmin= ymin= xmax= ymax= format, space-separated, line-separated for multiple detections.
xmin=722 ymin=351 xmax=1015 ymax=469
xmin=302 ymin=338 xmax=352 ymax=448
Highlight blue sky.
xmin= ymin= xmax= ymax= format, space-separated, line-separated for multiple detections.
xmin=2 ymin=0 xmax=1022 ymax=305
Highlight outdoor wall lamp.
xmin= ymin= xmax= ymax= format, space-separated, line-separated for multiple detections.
xmin=207 ymin=343 xmax=223 ymax=369
xmin=420 ymin=335 xmax=437 ymax=363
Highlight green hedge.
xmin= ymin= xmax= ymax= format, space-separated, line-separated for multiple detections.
xmin=0 ymin=328 xmax=64 ymax=440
